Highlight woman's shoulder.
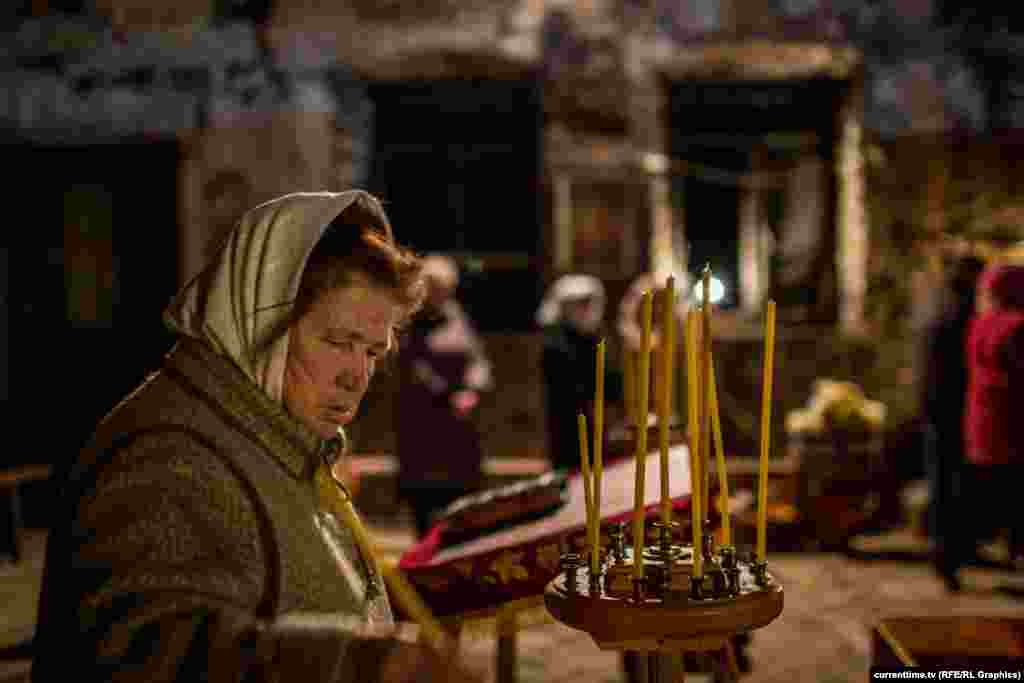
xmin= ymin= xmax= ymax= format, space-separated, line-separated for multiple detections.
xmin=78 ymin=344 xmax=255 ymax=479
xmin=75 ymin=371 xmax=228 ymax=476
xmin=89 ymin=369 xmax=191 ymax=443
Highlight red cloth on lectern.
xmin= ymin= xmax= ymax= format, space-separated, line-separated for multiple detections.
xmin=397 ymin=449 xmax=695 ymax=617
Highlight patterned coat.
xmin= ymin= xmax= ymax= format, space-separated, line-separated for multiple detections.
xmin=33 ymin=338 xmax=403 ymax=682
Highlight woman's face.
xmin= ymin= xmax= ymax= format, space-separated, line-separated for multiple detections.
xmin=426 ymin=275 xmax=455 ymax=308
xmin=565 ymin=296 xmax=601 ymax=333
xmin=284 ymin=280 xmax=401 ymax=439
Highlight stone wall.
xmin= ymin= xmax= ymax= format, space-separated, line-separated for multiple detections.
xmin=178 ymin=109 xmax=340 ymax=281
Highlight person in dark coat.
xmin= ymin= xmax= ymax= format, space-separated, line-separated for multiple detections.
xmin=395 ymin=255 xmax=493 ymax=538
xmin=919 ymin=253 xmax=985 ymax=591
xmin=537 ymin=274 xmax=607 ymax=473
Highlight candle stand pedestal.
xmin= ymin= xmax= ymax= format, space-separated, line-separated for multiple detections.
xmin=545 ymin=521 xmax=783 ymax=682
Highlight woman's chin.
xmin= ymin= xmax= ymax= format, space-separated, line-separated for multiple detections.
xmin=286 ymin=405 xmax=355 ymax=440
xmin=310 ymin=416 xmax=348 ymax=440
xmin=316 ymin=427 xmax=339 ymax=440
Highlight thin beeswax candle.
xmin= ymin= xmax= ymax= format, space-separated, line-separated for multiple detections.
xmin=700 ymin=267 xmax=712 ymax=519
xmin=756 ymin=300 xmax=777 ymax=563
xmin=578 ymin=413 xmax=595 ymax=571
xmin=592 ymin=339 xmax=605 ymax=575
xmin=659 ymin=277 xmax=676 ymax=526
xmin=632 ymin=290 xmax=653 ymax=580
xmin=686 ymin=310 xmax=703 ymax=578
xmin=710 ymin=362 xmax=730 ymax=546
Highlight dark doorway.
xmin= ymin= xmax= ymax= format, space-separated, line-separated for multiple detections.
xmin=667 ymin=78 xmax=844 ymax=317
xmin=367 ymin=78 xmax=543 ymax=332
xmin=676 ymin=143 xmax=746 ymax=308
xmin=6 ymin=140 xmax=180 ymax=476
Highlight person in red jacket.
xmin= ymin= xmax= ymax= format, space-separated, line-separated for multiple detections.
xmin=964 ymin=262 xmax=1024 ymax=578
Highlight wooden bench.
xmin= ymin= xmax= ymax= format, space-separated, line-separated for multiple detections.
xmin=0 ymin=465 xmax=52 ymax=563
xmin=873 ymin=616 xmax=1024 ymax=669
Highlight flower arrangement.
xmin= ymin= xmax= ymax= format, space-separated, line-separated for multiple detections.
xmin=785 ymin=378 xmax=887 ymax=436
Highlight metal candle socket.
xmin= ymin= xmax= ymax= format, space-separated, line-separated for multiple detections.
xmin=608 ymin=522 xmax=627 ymax=563
xmin=753 ymin=559 xmax=770 ymax=587
xmin=561 ymin=552 xmax=583 ymax=594
xmin=719 ymin=545 xmax=741 ymax=596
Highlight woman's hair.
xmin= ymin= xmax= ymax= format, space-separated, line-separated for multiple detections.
xmin=294 ymin=196 xmax=426 ymax=332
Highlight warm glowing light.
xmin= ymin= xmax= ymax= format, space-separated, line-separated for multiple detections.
xmin=691 ymin=276 xmax=726 ymax=305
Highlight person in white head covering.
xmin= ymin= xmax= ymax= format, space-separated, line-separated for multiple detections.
xmin=33 ymin=191 xmax=482 ymax=683
xmin=537 ymin=274 xmax=609 ymax=472
xmin=395 ymin=254 xmax=493 ymax=537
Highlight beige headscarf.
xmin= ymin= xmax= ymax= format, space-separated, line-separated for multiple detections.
xmin=535 ymin=274 xmax=605 ymax=329
xmin=164 ymin=190 xmax=394 ymax=403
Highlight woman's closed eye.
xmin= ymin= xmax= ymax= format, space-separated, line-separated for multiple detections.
xmin=327 ymin=337 xmax=384 ymax=362
xmin=327 ymin=337 xmax=356 ymax=352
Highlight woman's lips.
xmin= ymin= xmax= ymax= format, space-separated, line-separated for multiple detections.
xmin=324 ymin=406 xmax=353 ymax=422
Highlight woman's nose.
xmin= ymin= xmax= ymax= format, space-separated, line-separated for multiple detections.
xmin=337 ymin=354 xmax=369 ymax=392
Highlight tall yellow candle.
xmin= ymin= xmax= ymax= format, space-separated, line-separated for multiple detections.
xmin=659 ymin=277 xmax=676 ymax=526
xmin=686 ymin=310 xmax=703 ymax=578
xmin=578 ymin=413 xmax=595 ymax=571
xmin=593 ymin=339 xmax=606 ymax=576
xmin=710 ymin=361 xmax=731 ymax=546
xmin=756 ymin=300 xmax=777 ymax=563
xmin=700 ymin=267 xmax=713 ymax=519
xmin=633 ymin=290 xmax=653 ymax=580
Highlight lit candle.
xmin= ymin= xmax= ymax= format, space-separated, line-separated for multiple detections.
xmin=686 ymin=310 xmax=703 ymax=578
xmin=633 ymin=290 xmax=653 ymax=580
xmin=710 ymin=360 xmax=730 ymax=546
xmin=578 ymin=412 xmax=595 ymax=572
xmin=700 ymin=266 xmax=712 ymax=519
xmin=659 ymin=277 xmax=676 ymax=526
xmin=756 ymin=300 xmax=777 ymax=563
xmin=593 ymin=339 xmax=606 ymax=576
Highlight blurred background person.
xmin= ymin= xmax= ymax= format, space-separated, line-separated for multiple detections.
xmin=537 ymin=274 xmax=607 ymax=473
xmin=919 ymin=252 xmax=986 ymax=592
xmin=616 ymin=272 xmax=689 ymax=438
xmin=395 ymin=254 xmax=493 ymax=538
xmin=964 ymin=261 xmax=1024 ymax=581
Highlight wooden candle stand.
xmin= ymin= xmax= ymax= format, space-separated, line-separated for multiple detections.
xmin=544 ymin=522 xmax=783 ymax=682
xmin=559 ymin=271 xmax=780 ymax=682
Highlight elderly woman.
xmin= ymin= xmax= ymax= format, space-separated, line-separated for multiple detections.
xmin=32 ymin=191 xmax=480 ymax=682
